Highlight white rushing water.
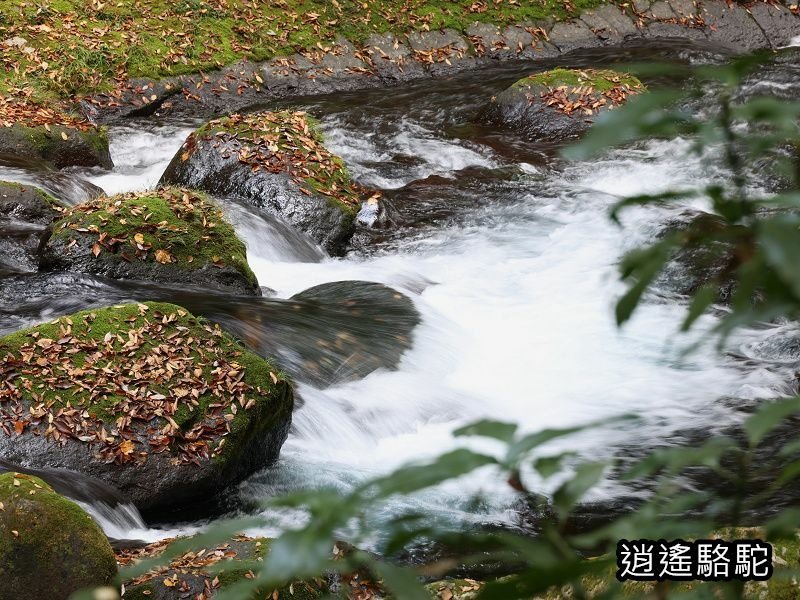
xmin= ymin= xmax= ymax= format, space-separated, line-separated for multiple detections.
xmin=76 ymin=107 xmax=789 ymax=540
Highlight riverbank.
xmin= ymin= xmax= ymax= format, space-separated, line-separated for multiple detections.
xmin=1 ymin=0 xmax=798 ymax=126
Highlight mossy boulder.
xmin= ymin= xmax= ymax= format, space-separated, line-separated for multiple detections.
xmin=0 ymin=123 xmax=112 ymax=169
xmin=0 ymin=302 xmax=293 ymax=511
xmin=160 ymin=111 xmax=378 ymax=255
xmin=481 ymin=68 xmax=645 ymax=140
xmin=0 ymin=472 xmax=117 ymax=600
xmin=42 ymin=187 xmax=260 ymax=295
xmin=0 ymin=180 xmax=63 ymax=274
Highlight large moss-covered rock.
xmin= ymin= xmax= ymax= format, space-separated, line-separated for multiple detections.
xmin=481 ymin=68 xmax=645 ymax=140
xmin=0 ymin=472 xmax=117 ymax=600
xmin=0 ymin=123 xmax=112 ymax=169
xmin=0 ymin=302 xmax=293 ymax=511
xmin=42 ymin=187 xmax=260 ymax=295
xmin=0 ymin=180 xmax=63 ymax=274
xmin=160 ymin=111 xmax=374 ymax=255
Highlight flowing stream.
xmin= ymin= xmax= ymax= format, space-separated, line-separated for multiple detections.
xmin=2 ymin=41 xmax=799 ymax=543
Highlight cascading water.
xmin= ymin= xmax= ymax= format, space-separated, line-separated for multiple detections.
xmin=2 ymin=41 xmax=799 ymax=542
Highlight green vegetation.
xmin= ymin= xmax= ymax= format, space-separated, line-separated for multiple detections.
xmin=0 ymin=301 xmax=290 ymax=462
xmin=0 ymin=180 xmax=62 ymax=210
xmin=194 ymin=112 xmax=365 ymax=213
xmin=0 ymin=0 xmax=609 ymax=103
xmin=513 ymin=68 xmax=644 ymax=92
xmin=50 ymin=187 xmax=257 ymax=287
xmin=0 ymin=472 xmax=117 ymax=600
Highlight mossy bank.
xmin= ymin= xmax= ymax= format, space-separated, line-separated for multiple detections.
xmin=0 ymin=472 xmax=117 ymax=600
xmin=43 ymin=186 xmax=260 ymax=295
xmin=0 ymin=301 xmax=293 ymax=511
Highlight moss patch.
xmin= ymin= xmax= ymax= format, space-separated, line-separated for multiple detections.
xmin=0 ymin=301 xmax=289 ymax=465
xmin=50 ymin=187 xmax=257 ymax=287
xmin=509 ymin=68 xmax=645 ymax=117
xmin=0 ymin=180 xmax=62 ymax=210
xmin=0 ymin=472 xmax=117 ymax=599
xmin=515 ymin=68 xmax=643 ymax=92
xmin=193 ymin=111 xmax=366 ymax=214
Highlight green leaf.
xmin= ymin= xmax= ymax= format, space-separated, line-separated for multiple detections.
xmin=371 ymin=448 xmax=497 ymax=498
xmin=534 ymin=452 xmax=577 ymax=479
xmin=552 ymin=461 xmax=606 ymax=515
xmin=681 ymin=284 xmax=717 ymax=331
xmin=744 ymin=397 xmax=800 ymax=447
xmin=370 ymin=561 xmax=430 ymax=600
xmin=758 ymin=217 xmax=800 ymax=299
xmin=453 ymin=419 xmax=518 ymax=443
xmin=615 ymin=238 xmax=677 ymax=325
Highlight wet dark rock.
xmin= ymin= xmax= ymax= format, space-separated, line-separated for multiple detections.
xmin=480 ymin=68 xmax=645 ymax=141
xmin=0 ymin=181 xmax=62 ymax=274
xmin=0 ymin=472 xmax=117 ymax=600
xmin=160 ymin=111 xmax=366 ymax=255
xmin=156 ymin=281 xmax=421 ymax=389
xmin=749 ymin=2 xmax=800 ymax=49
xmin=0 ymin=152 xmax=105 ymax=206
xmin=0 ymin=302 xmax=293 ymax=512
xmin=548 ymin=20 xmax=603 ymax=52
xmin=579 ymin=5 xmax=639 ymax=43
xmin=658 ymin=210 xmax=743 ymax=302
xmin=700 ymin=0 xmax=769 ymax=54
xmin=41 ymin=188 xmax=261 ymax=296
xmin=0 ymin=180 xmax=62 ymax=225
xmin=0 ymin=123 xmax=112 ymax=170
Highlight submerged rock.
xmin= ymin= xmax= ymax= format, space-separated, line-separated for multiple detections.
xmin=0 ymin=302 xmax=293 ymax=511
xmin=160 ymin=111 xmax=378 ymax=255
xmin=42 ymin=187 xmax=261 ymax=295
xmin=481 ymin=68 xmax=645 ymax=140
xmin=0 ymin=123 xmax=112 ymax=170
xmin=172 ymin=280 xmax=422 ymax=388
xmin=0 ymin=472 xmax=117 ymax=600
xmin=0 ymin=180 xmax=63 ymax=274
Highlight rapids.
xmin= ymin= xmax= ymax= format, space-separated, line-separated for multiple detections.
xmin=1 ymin=41 xmax=798 ymax=542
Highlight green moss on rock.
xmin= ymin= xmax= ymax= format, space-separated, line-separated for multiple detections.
xmin=513 ymin=68 xmax=643 ymax=93
xmin=0 ymin=123 xmax=112 ymax=169
xmin=47 ymin=186 xmax=259 ymax=292
xmin=0 ymin=301 xmax=290 ymax=463
xmin=0 ymin=472 xmax=117 ymax=600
